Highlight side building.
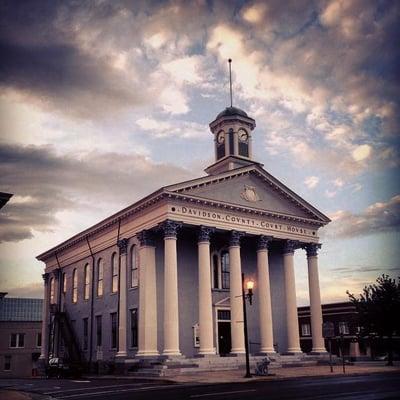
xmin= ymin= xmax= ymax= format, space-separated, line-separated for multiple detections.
xmin=298 ymin=301 xmax=400 ymax=360
xmin=0 ymin=293 xmax=43 ymax=377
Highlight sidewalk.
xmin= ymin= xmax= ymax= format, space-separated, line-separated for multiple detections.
xmin=169 ymin=364 xmax=400 ymax=384
xmin=0 ymin=390 xmax=32 ymax=400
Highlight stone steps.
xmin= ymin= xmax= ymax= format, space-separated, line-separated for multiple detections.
xmin=127 ymin=353 xmax=329 ymax=377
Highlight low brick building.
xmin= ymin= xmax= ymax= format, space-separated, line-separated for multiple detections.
xmin=298 ymin=301 xmax=400 ymax=360
xmin=0 ymin=293 xmax=43 ymax=377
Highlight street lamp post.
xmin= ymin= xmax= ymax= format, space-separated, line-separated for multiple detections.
xmin=242 ymin=273 xmax=254 ymax=378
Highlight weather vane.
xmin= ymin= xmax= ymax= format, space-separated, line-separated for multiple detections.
xmin=228 ymin=58 xmax=233 ymax=107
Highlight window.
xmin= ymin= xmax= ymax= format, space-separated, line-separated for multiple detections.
xmin=62 ymin=273 xmax=67 ymax=294
xmin=130 ymin=309 xmax=138 ymax=348
xmin=339 ymin=321 xmax=349 ymax=335
xmin=97 ymin=258 xmax=104 ymax=296
xmin=96 ymin=315 xmax=102 ymax=347
xmin=221 ymin=251 xmax=230 ymax=289
xmin=217 ymin=310 xmax=231 ymax=320
xmin=111 ymin=312 xmax=117 ymax=349
xmin=83 ymin=318 xmax=88 ymax=350
xmin=193 ymin=323 xmax=200 ymax=348
xmin=301 ymin=323 xmax=311 ymax=336
xmin=4 ymin=355 xmax=11 ymax=371
xmin=72 ymin=268 xmax=78 ymax=303
xmin=36 ymin=332 xmax=42 ymax=348
xmin=50 ymin=277 xmax=55 ymax=304
xmin=212 ymin=254 xmax=219 ymax=289
xmin=10 ymin=333 xmax=24 ymax=348
xmin=111 ymin=253 xmax=118 ymax=293
xmin=216 ymin=130 xmax=225 ymax=160
xmin=130 ymin=245 xmax=138 ymax=288
xmin=84 ymin=263 xmax=90 ymax=300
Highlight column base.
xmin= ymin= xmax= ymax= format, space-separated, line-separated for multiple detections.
xmin=198 ymin=348 xmax=216 ymax=355
xmin=162 ymin=350 xmax=182 ymax=356
xmin=115 ymin=351 xmax=128 ymax=358
xmin=230 ymin=348 xmax=246 ymax=355
xmin=136 ymin=350 xmax=160 ymax=357
xmin=259 ymin=348 xmax=276 ymax=354
xmin=310 ymin=349 xmax=328 ymax=354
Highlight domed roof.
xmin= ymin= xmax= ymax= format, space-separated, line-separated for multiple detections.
xmin=216 ymin=106 xmax=248 ymax=119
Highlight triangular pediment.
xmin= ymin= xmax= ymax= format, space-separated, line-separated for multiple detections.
xmin=165 ymin=165 xmax=330 ymax=224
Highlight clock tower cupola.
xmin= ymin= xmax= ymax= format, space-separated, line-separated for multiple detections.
xmin=205 ymin=60 xmax=259 ymax=175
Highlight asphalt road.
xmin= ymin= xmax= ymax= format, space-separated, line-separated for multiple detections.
xmin=1 ymin=372 xmax=399 ymax=400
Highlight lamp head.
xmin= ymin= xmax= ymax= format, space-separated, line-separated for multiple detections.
xmin=246 ymin=279 xmax=254 ymax=291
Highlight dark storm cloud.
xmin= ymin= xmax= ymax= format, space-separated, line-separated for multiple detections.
xmin=0 ymin=143 xmax=194 ymax=243
xmin=0 ymin=0 xmax=148 ymax=118
xmin=321 ymin=195 xmax=400 ymax=239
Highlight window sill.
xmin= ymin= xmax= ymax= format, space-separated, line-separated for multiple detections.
xmin=212 ymin=288 xmax=230 ymax=292
xmin=129 ymin=286 xmax=138 ymax=291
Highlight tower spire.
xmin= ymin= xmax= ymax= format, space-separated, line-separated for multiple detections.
xmin=228 ymin=58 xmax=233 ymax=107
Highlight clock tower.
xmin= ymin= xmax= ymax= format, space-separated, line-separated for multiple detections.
xmin=205 ymin=105 xmax=258 ymax=175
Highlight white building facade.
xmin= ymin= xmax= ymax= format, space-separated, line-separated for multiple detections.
xmin=37 ymin=106 xmax=330 ymax=371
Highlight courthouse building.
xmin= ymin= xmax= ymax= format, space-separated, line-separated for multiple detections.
xmin=37 ymin=105 xmax=330 ymax=372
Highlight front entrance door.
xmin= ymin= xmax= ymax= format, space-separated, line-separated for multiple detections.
xmin=218 ymin=322 xmax=231 ymax=355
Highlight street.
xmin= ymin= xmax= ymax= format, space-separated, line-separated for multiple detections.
xmin=1 ymin=372 xmax=399 ymax=400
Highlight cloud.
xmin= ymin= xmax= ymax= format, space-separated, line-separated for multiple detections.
xmin=304 ymin=176 xmax=320 ymax=189
xmin=136 ymin=117 xmax=207 ymax=139
xmin=0 ymin=143 xmax=195 ymax=243
xmin=352 ymin=144 xmax=372 ymax=162
xmin=321 ymin=194 xmax=400 ymax=238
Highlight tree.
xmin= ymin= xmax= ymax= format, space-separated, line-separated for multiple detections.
xmin=347 ymin=274 xmax=400 ymax=366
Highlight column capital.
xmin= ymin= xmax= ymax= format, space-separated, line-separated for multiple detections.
xmin=283 ymin=239 xmax=301 ymax=254
xmin=229 ymin=230 xmax=244 ymax=246
xmin=117 ymin=238 xmax=129 ymax=254
xmin=198 ymin=226 xmax=215 ymax=242
xmin=160 ymin=220 xmax=182 ymax=239
xmin=257 ymin=235 xmax=273 ymax=250
xmin=304 ymin=243 xmax=321 ymax=257
xmin=42 ymin=272 xmax=49 ymax=283
xmin=137 ymin=230 xmax=155 ymax=247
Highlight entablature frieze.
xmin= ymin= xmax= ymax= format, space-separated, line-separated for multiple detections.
xmin=166 ymin=202 xmax=320 ymax=243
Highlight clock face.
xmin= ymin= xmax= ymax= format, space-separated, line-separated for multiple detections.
xmin=217 ymin=131 xmax=225 ymax=144
xmin=238 ymin=129 xmax=248 ymax=142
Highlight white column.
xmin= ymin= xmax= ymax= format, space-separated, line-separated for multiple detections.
xmin=116 ymin=238 xmax=128 ymax=358
xmin=162 ymin=221 xmax=181 ymax=356
xmin=229 ymin=231 xmax=245 ymax=354
xmin=137 ymin=231 xmax=159 ymax=356
xmin=39 ymin=273 xmax=50 ymax=361
xmin=283 ymin=240 xmax=302 ymax=353
xmin=198 ymin=226 xmax=216 ymax=355
xmin=257 ymin=236 xmax=275 ymax=354
xmin=306 ymin=243 xmax=326 ymax=353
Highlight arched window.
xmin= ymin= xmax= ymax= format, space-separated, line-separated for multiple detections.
xmin=111 ymin=253 xmax=118 ymax=293
xmin=72 ymin=268 xmax=78 ymax=303
xmin=212 ymin=254 xmax=219 ymax=289
xmin=216 ymin=130 xmax=225 ymax=159
xmin=49 ymin=277 xmax=55 ymax=304
xmin=84 ymin=263 xmax=90 ymax=300
xmin=221 ymin=250 xmax=230 ymax=289
xmin=130 ymin=245 xmax=138 ymax=288
xmin=97 ymin=258 xmax=104 ymax=296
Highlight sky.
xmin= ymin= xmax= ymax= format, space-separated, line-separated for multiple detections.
xmin=0 ymin=0 xmax=399 ymax=305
